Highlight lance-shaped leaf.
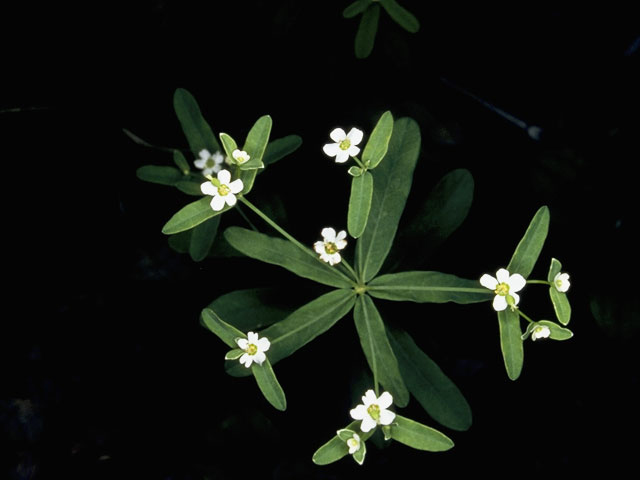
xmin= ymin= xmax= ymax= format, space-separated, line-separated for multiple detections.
xmin=355 ymin=3 xmax=380 ymax=59
xmin=362 ymin=110 xmax=393 ymax=169
xmin=224 ymin=227 xmax=352 ymax=288
xmin=507 ymin=206 xmax=550 ymax=278
xmin=263 ymin=135 xmax=302 ymax=167
xmin=189 ymin=216 xmax=220 ymax=261
xmin=226 ymin=289 xmax=356 ymax=377
xmin=356 ymin=117 xmax=421 ymax=282
xmin=548 ymin=258 xmax=571 ymax=325
xmin=348 ymin=171 xmax=373 ymax=238
xmin=174 ymin=88 xmax=221 ymax=154
xmin=368 ymin=271 xmax=492 ymax=304
xmin=389 ymin=415 xmax=454 ymax=451
xmin=175 ymin=178 xmax=205 ymax=196
xmin=172 ymin=149 xmax=190 ymax=174
xmin=241 ymin=115 xmax=271 ymax=170
xmin=522 ymin=320 xmax=573 ymax=341
xmin=162 ymin=197 xmax=227 ymax=235
xmin=219 ymin=132 xmax=238 ymax=163
xmin=343 ymin=0 xmax=372 ymax=18
xmin=313 ymin=421 xmax=372 ymax=465
xmin=380 ymin=0 xmax=420 ymax=33
xmin=136 ymin=165 xmax=182 ymax=186
xmin=201 ymin=308 xmax=245 ymax=348
xmin=388 ymin=328 xmax=472 ymax=431
xmin=353 ymin=295 xmax=409 ymax=406
xmin=498 ymin=308 xmax=524 ymax=380
xmin=252 ymin=358 xmax=287 ymax=411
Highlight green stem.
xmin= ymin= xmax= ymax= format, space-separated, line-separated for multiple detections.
xmin=352 ymin=156 xmax=367 ymax=171
xmin=235 ymin=203 xmax=259 ymax=232
xmin=526 ymin=279 xmax=551 ymax=286
xmin=239 ymin=196 xmax=357 ymax=285
xmin=516 ymin=309 xmax=536 ymax=324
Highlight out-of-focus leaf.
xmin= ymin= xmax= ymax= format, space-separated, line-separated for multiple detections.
xmin=263 ymin=135 xmax=302 ymax=166
xmin=343 ymin=0 xmax=372 ymax=18
xmin=189 ymin=216 xmax=220 ymax=261
xmin=136 ymin=165 xmax=182 ymax=186
xmin=173 ymin=149 xmax=190 ymax=174
xmin=174 ymin=88 xmax=221 ymax=154
xmin=379 ymin=0 xmax=420 ymax=33
xmin=355 ymin=3 xmax=380 ymax=59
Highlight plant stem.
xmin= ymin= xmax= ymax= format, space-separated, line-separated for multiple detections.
xmin=235 ymin=203 xmax=259 ymax=232
xmin=526 ymin=279 xmax=551 ymax=286
xmin=352 ymin=156 xmax=367 ymax=171
xmin=517 ymin=309 xmax=536 ymax=324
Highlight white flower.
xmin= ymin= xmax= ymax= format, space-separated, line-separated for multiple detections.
xmin=553 ymin=272 xmax=570 ymax=293
xmin=313 ymin=227 xmax=348 ymax=265
xmin=346 ymin=433 xmax=361 ymax=454
xmin=322 ymin=127 xmax=364 ymax=163
xmin=194 ymin=149 xmax=224 ymax=176
xmin=232 ymin=149 xmax=250 ymax=165
xmin=480 ymin=268 xmax=526 ymax=311
xmin=531 ymin=325 xmax=551 ymax=341
xmin=200 ymin=169 xmax=244 ymax=211
xmin=236 ymin=331 xmax=270 ymax=368
xmin=350 ymin=389 xmax=395 ymax=433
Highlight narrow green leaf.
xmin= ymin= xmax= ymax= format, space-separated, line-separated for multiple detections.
xmin=362 ymin=110 xmax=393 ymax=169
xmin=343 ymin=0 xmax=372 ymax=18
xmin=507 ymin=206 xmax=550 ymax=278
xmin=548 ymin=258 xmax=571 ymax=325
xmin=263 ymin=135 xmax=302 ymax=167
xmin=389 ymin=415 xmax=454 ymax=452
xmin=388 ymin=328 xmax=472 ymax=431
xmin=348 ymin=171 xmax=374 ymax=238
xmin=313 ymin=421 xmax=361 ymax=465
xmin=173 ymin=149 xmax=190 ymax=174
xmin=174 ymin=179 xmax=204 ymax=196
xmin=223 ymin=227 xmax=352 ymax=288
xmin=173 ymin=88 xmax=221 ymax=154
xmin=162 ymin=197 xmax=225 ymax=235
xmin=200 ymin=308 xmax=245 ymax=349
xmin=380 ymin=0 xmax=420 ymax=33
xmin=227 ymin=289 xmax=356 ymax=377
xmin=168 ymin=230 xmax=191 ymax=254
xmin=353 ymin=295 xmax=409 ymax=406
xmin=348 ymin=166 xmax=363 ymax=177
xmin=368 ymin=271 xmax=492 ymax=304
xmin=356 ymin=117 xmax=421 ymax=282
xmin=252 ymin=358 xmax=287 ymax=411
xmin=241 ymin=115 xmax=272 ymax=170
xmin=355 ymin=4 xmax=380 ymax=59
xmin=498 ymin=308 xmax=524 ymax=380
xmin=224 ymin=349 xmax=244 ymax=360
xmin=189 ymin=216 xmax=220 ymax=261
xmin=136 ymin=165 xmax=182 ymax=186
xmin=219 ymin=132 xmax=238 ymax=162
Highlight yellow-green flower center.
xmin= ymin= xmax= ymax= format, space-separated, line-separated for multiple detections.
xmin=324 ymin=242 xmax=339 ymax=255
xmin=555 ymin=279 xmax=563 ymax=289
xmin=495 ymin=282 xmax=510 ymax=296
xmin=347 ymin=437 xmax=359 ymax=450
xmin=205 ymin=158 xmax=215 ymax=168
xmin=246 ymin=343 xmax=258 ymax=355
xmin=367 ymin=404 xmax=381 ymax=421
xmin=339 ymin=139 xmax=351 ymax=151
xmin=218 ymin=184 xmax=230 ymax=196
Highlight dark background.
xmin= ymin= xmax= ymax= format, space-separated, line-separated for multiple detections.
xmin=3 ymin=1 xmax=639 ymax=478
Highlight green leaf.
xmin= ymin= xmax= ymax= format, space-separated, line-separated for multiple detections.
xmin=313 ymin=421 xmax=361 ymax=465
xmin=348 ymin=166 xmax=363 ymax=177
xmin=368 ymin=271 xmax=492 ymax=304
xmin=263 ymin=135 xmax=302 ymax=167
xmin=168 ymin=230 xmax=191 ymax=253
xmin=136 ymin=165 xmax=182 ymax=186
xmin=388 ymin=328 xmax=472 ymax=431
xmin=380 ymin=0 xmax=420 ymax=33
xmin=548 ymin=258 xmax=571 ymax=325
xmin=353 ymin=295 xmax=409 ymax=406
xmin=162 ymin=197 xmax=225 ymax=235
xmin=348 ymin=171 xmax=374 ymax=238
xmin=173 ymin=88 xmax=221 ymax=155
xmin=189 ymin=216 xmax=220 ymax=261
xmin=219 ymin=132 xmax=238 ymax=162
xmin=343 ymin=0 xmax=372 ymax=18
xmin=355 ymin=3 xmax=380 ymax=59
xmin=498 ymin=308 xmax=524 ymax=380
xmin=224 ymin=349 xmax=244 ymax=360
xmin=223 ymin=227 xmax=352 ymax=288
xmin=200 ymin=308 xmax=245 ymax=348
xmin=227 ymin=289 xmax=356 ymax=377
xmin=389 ymin=415 xmax=454 ymax=452
xmin=507 ymin=206 xmax=550 ymax=278
xmin=174 ymin=179 xmax=204 ymax=196
xmin=241 ymin=115 xmax=271 ymax=170
xmin=173 ymin=149 xmax=190 ymax=174
xmin=252 ymin=358 xmax=287 ymax=411
xmin=362 ymin=110 xmax=393 ymax=169
xmin=356 ymin=117 xmax=421 ymax=282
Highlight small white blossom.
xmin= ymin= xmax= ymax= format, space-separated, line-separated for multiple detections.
xmin=553 ymin=272 xmax=571 ymax=293
xmin=346 ymin=433 xmax=361 ymax=454
xmin=232 ymin=149 xmax=250 ymax=165
xmin=531 ymin=325 xmax=551 ymax=341
xmin=322 ymin=127 xmax=364 ymax=163
xmin=200 ymin=169 xmax=244 ymax=211
xmin=313 ymin=228 xmax=348 ymax=265
xmin=194 ymin=149 xmax=224 ymax=176
xmin=480 ymin=268 xmax=526 ymax=311
xmin=236 ymin=331 xmax=270 ymax=368
xmin=350 ymin=389 xmax=395 ymax=433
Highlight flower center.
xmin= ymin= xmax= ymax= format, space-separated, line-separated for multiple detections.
xmin=367 ymin=404 xmax=381 ymax=421
xmin=495 ymin=282 xmax=510 ymax=296
xmin=339 ymin=139 xmax=351 ymax=151
xmin=246 ymin=343 xmax=258 ymax=355
xmin=324 ymin=242 xmax=339 ymax=255
xmin=347 ymin=437 xmax=359 ymax=450
xmin=205 ymin=158 xmax=215 ymax=168
xmin=217 ymin=184 xmax=230 ymax=196
xmin=555 ymin=278 xmax=563 ymax=289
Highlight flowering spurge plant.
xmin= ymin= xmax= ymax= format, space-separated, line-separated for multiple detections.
xmin=135 ymin=90 xmax=575 ymax=466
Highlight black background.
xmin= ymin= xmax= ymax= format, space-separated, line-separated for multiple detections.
xmin=3 ymin=2 xmax=639 ymax=478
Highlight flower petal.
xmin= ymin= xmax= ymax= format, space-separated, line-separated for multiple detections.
xmin=218 ymin=169 xmax=231 ymax=184
xmin=329 ymin=128 xmax=346 ymax=142
xmin=323 ymin=143 xmax=340 ymax=157
xmin=347 ymin=145 xmax=361 ymax=157
xmin=350 ymin=405 xmax=367 ymax=420
xmin=257 ymin=337 xmax=270 ymax=352
xmin=334 ymin=239 xmax=347 ymax=250
xmin=229 ymin=179 xmax=244 ymax=194
xmin=321 ymin=228 xmax=337 ymax=242
xmin=225 ymin=193 xmax=237 ymax=207
xmin=253 ymin=351 xmax=266 ymax=365
xmin=480 ymin=274 xmax=498 ymax=290
xmin=335 ymin=150 xmax=350 ymax=163
xmin=360 ymin=416 xmax=377 ymax=433
xmin=335 ymin=230 xmax=347 ymax=241
xmin=314 ymin=241 xmax=325 ymax=254
xmin=199 ymin=149 xmax=211 ymax=160
xmin=210 ymin=195 xmax=226 ymax=211
xmin=377 ymin=391 xmax=393 ymax=409
xmin=239 ymin=353 xmax=252 ymax=368
xmin=247 ymin=332 xmax=258 ymax=343
xmin=362 ymin=390 xmax=377 ymax=406
xmin=496 ymin=268 xmax=510 ymax=283
xmin=492 ymin=295 xmax=508 ymax=311
xmin=347 ymin=128 xmax=364 ymax=146
xmin=194 ymin=158 xmax=206 ymax=169
xmin=328 ymin=253 xmax=341 ymax=265
xmin=236 ymin=338 xmax=248 ymax=350
xmin=201 ymin=181 xmax=217 ymax=196
xmin=378 ymin=409 xmax=396 ymax=426
xmin=508 ymin=273 xmax=526 ymax=292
